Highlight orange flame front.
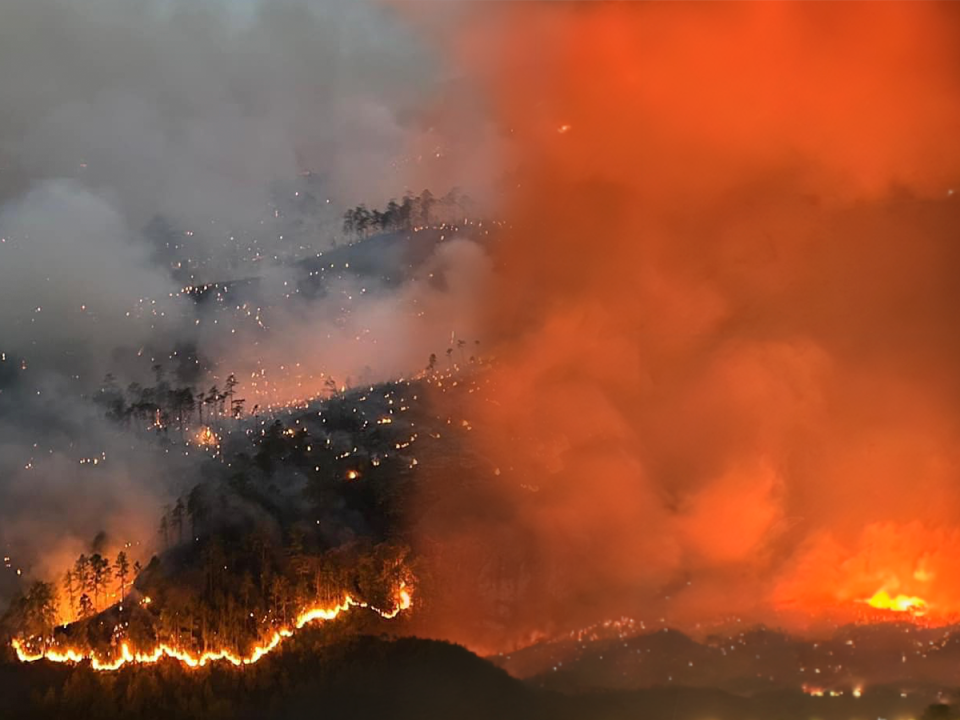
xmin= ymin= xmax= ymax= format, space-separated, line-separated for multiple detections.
xmin=863 ymin=589 xmax=926 ymax=615
xmin=12 ymin=585 xmax=412 ymax=671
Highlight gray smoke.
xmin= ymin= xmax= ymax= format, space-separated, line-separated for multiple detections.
xmin=0 ymin=0 xmax=493 ymax=604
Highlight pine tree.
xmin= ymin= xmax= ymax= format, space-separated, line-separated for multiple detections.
xmin=89 ymin=554 xmax=108 ymax=609
xmin=62 ymin=570 xmax=77 ymax=621
xmin=74 ymin=555 xmax=91 ymax=607
xmin=114 ymin=551 xmax=130 ymax=603
xmin=78 ymin=593 xmax=94 ymax=619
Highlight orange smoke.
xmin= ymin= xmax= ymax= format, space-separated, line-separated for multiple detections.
xmin=407 ymin=1 xmax=960 ymax=650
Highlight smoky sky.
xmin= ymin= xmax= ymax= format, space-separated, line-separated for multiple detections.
xmin=0 ymin=0 xmax=497 ymax=603
xmin=408 ymin=1 xmax=960 ymax=652
xmin=0 ymin=0 xmax=439 ymax=222
xmin=12 ymin=0 xmax=960 ymax=658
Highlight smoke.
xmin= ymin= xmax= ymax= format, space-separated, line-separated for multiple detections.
xmin=0 ymin=0 xmax=441 ymax=225
xmin=195 ymin=235 xmax=493 ymax=409
xmin=0 ymin=179 xmax=181 ymax=597
xmin=0 ymin=0 xmax=495 ymax=603
xmin=412 ymin=1 xmax=960 ymax=650
xmin=0 ymin=180 xmax=176 ymax=351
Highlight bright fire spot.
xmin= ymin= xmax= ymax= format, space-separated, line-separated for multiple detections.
xmin=345 ymin=469 xmax=359 ymax=481
xmin=12 ymin=584 xmax=412 ymax=672
xmin=864 ymin=589 xmax=927 ymax=614
xmin=194 ymin=426 xmax=219 ymax=448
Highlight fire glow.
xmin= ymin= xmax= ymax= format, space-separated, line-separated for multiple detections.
xmin=193 ymin=426 xmax=219 ymax=448
xmin=12 ymin=585 xmax=412 ymax=671
xmin=863 ymin=589 xmax=927 ymax=615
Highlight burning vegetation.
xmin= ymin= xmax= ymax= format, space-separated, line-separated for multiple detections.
xmin=1 ymin=370 xmax=447 ymax=671
xmin=12 ymin=585 xmax=412 ymax=671
xmin=5 ymin=1 xmax=960 ymax=718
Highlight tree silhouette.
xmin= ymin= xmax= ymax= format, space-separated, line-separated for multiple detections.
xmin=205 ymin=385 xmax=220 ymax=422
xmin=89 ymin=554 xmax=109 ymax=609
xmin=172 ymin=498 xmax=185 ymax=544
xmin=231 ymin=396 xmax=246 ymax=420
xmin=196 ymin=390 xmax=206 ymax=425
xmin=187 ymin=485 xmax=207 ymax=539
xmin=78 ymin=593 xmax=94 ymax=619
xmin=171 ymin=387 xmax=194 ymax=437
xmin=224 ymin=374 xmax=238 ymax=415
xmin=73 ymin=555 xmax=91 ymax=606
xmin=114 ymin=551 xmax=130 ymax=603
xmin=342 ymin=208 xmax=356 ymax=236
xmin=385 ymin=199 xmax=400 ymax=231
xmin=62 ymin=570 xmax=77 ymax=621
xmin=23 ymin=581 xmax=58 ymax=643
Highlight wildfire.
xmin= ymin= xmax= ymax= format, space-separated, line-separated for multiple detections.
xmin=193 ymin=426 xmax=219 ymax=448
xmin=12 ymin=584 xmax=412 ymax=672
xmin=863 ymin=589 xmax=927 ymax=614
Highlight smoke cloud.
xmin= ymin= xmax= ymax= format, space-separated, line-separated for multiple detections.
xmin=0 ymin=0 xmax=494 ymax=604
xmin=413 ymin=1 xmax=960 ymax=650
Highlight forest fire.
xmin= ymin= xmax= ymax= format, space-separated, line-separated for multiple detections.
xmin=395 ymin=0 xmax=960 ymax=654
xmin=11 ymin=584 xmax=413 ymax=671
xmin=864 ymin=589 xmax=927 ymax=615
xmin=6 ymin=1 xmax=960 ymax=716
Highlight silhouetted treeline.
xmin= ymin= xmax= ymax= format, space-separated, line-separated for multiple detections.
xmin=342 ymin=188 xmax=472 ymax=237
xmin=95 ymin=367 xmax=246 ymax=436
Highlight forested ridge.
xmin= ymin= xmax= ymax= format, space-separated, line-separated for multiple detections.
xmin=1 ymin=371 xmax=450 ymax=664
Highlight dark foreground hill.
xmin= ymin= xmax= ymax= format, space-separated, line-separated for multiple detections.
xmin=0 ymin=634 xmax=942 ymax=720
xmin=493 ymin=621 xmax=960 ymax=698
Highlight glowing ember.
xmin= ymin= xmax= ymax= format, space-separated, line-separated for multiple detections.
xmin=863 ymin=589 xmax=927 ymax=614
xmin=193 ymin=426 xmax=219 ymax=448
xmin=12 ymin=584 xmax=412 ymax=671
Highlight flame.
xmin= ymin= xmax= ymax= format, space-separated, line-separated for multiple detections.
xmin=864 ymin=589 xmax=926 ymax=614
xmin=193 ymin=426 xmax=219 ymax=448
xmin=12 ymin=584 xmax=412 ymax=671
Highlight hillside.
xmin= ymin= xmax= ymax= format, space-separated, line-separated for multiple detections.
xmin=494 ymin=621 xmax=960 ymax=697
xmin=0 ymin=634 xmax=944 ymax=720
